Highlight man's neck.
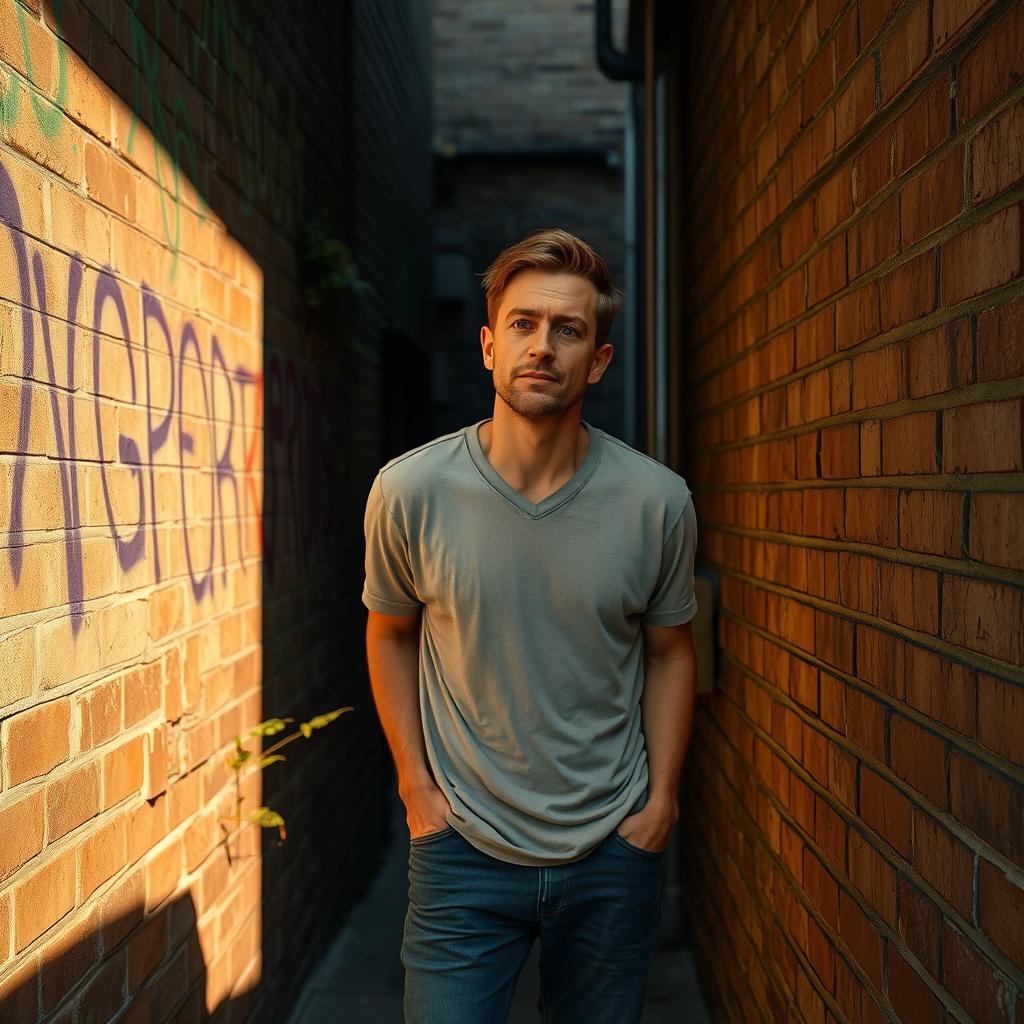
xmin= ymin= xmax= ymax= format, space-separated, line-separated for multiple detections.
xmin=479 ymin=406 xmax=589 ymax=498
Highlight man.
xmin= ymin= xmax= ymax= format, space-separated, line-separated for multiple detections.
xmin=362 ymin=228 xmax=699 ymax=1023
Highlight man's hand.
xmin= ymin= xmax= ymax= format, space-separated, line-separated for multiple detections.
xmin=400 ymin=776 xmax=453 ymax=840
xmin=615 ymin=791 xmax=680 ymax=853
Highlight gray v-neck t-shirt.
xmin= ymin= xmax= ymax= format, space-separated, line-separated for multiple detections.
xmin=362 ymin=418 xmax=698 ymax=866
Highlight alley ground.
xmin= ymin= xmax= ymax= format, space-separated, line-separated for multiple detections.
xmin=288 ymin=790 xmax=711 ymax=1023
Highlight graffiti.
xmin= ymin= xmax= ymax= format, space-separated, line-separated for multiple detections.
xmin=127 ymin=0 xmax=305 ymax=272
xmin=0 ymin=0 xmax=68 ymax=137
xmin=1 ymin=159 xmax=328 ymax=634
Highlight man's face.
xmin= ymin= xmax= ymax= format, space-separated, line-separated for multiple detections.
xmin=480 ymin=270 xmax=614 ymax=419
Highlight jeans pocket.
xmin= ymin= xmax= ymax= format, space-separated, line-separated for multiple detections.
xmin=410 ymin=824 xmax=455 ymax=846
xmin=611 ymin=830 xmax=664 ymax=859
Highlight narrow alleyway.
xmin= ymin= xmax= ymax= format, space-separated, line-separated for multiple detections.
xmin=287 ymin=789 xmax=711 ymax=1023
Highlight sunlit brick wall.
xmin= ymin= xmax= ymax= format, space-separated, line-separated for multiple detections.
xmin=0 ymin=1 xmax=432 ymax=1021
xmin=675 ymin=1 xmax=1023 ymax=1021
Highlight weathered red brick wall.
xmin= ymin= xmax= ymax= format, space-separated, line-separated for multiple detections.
xmin=0 ymin=1 xmax=432 ymax=1021
xmin=674 ymin=0 xmax=1023 ymax=1021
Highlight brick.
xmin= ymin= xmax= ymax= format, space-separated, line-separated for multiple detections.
xmin=0 ymin=952 xmax=40 ymax=1023
xmin=898 ymin=489 xmax=962 ymax=559
xmin=893 ymin=72 xmax=951 ymax=177
xmin=848 ymin=830 xmax=897 ymax=925
xmin=853 ymin=128 xmax=894 ymax=209
xmin=879 ymin=0 xmax=930 ymax=103
xmin=880 ymin=410 xmax=937 ymax=474
xmin=75 ymin=946 xmax=126 ymax=1024
xmin=850 ymin=195 xmax=899 ymax=278
xmin=827 ymin=741 xmax=856 ymax=810
xmin=46 ymin=760 xmax=101 ymax=841
xmin=958 ymin=2 xmax=1024 ymax=125
xmin=941 ymin=921 xmax=1015 ymax=1024
xmin=950 ymin=752 xmax=1024 ymax=863
xmin=127 ymin=912 xmax=166 ymax=994
xmin=78 ymin=811 xmax=128 ymax=902
xmin=887 ymin=945 xmax=941 ymax=1024
xmin=803 ymin=41 xmax=835 ymax=125
xmin=878 ymin=248 xmax=936 ymax=332
xmin=835 ymin=280 xmax=880 ymax=350
xmin=970 ymin=482 xmax=1024 ymax=568
xmin=878 ymin=562 xmax=939 ymax=634
xmin=847 ymin=342 xmax=905 ymax=409
xmin=911 ymin=807 xmax=974 ymax=917
xmin=933 ymin=0 xmax=999 ymax=51
xmin=0 ymin=788 xmax=45 ymax=882
xmin=901 ymin=149 xmax=963 ymax=247
xmin=860 ymin=767 xmax=911 ymax=857
xmin=817 ymin=166 xmax=853 ymax=238
xmin=941 ymin=574 xmax=1024 ymax=666
xmin=906 ymin=322 xmax=956 ymax=398
xmin=897 ymin=879 xmax=941 ymax=976
xmin=782 ymin=199 xmax=815 ymax=268
xmin=977 ymin=673 xmax=1024 ymax=766
xmin=972 ymin=98 xmax=1024 ymax=204
xmin=977 ymin=858 xmax=1024 ymax=970
xmin=815 ymin=795 xmax=847 ymax=870
xmin=904 ymin=643 xmax=975 ymax=736
xmin=890 ymin=716 xmax=946 ymax=807
xmin=3 ymin=697 xmax=71 ymax=785
xmin=102 ymin=736 xmax=145 ymax=810
xmin=84 ymin=140 xmax=136 ymax=220
xmin=98 ymin=868 xmax=144 ymax=952
xmin=0 ymin=626 xmax=36 ymax=709
xmin=808 ymin=236 xmax=846 ymax=305
xmin=942 ymin=401 xmax=1024 ymax=477
xmin=145 ymin=841 xmax=181 ymax=912
xmin=838 ymin=889 xmax=884 ymax=988
xmin=845 ymin=687 xmax=886 ymax=761
xmin=978 ymin=294 xmax=1024 ymax=382
xmin=941 ymin=204 xmax=1022 ymax=307
xmin=835 ymin=62 xmax=876 ymax=149
xmin=13 ymin=848 xmax=76 ymax=951
xmin=123 ymin=662 xmax=162 ymax=728
xmin=39 ymin=906 xmax=101 ymax=1014
xmin=856 ymin=626 xmax=905 ymax=700
xmin=77 ymin=678 xmax=122 ymax=753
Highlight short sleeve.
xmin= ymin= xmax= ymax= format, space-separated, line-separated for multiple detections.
xmin=641 ymin=491 xmax=698 ymax=626
xmin=362 ymin=472 xmax=422 ymax=614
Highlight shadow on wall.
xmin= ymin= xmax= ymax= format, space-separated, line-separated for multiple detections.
xmin=3 ymin=891 xmax=247 ymax=1023
xmin=1 ymin=0 xmax=392 ymax=1020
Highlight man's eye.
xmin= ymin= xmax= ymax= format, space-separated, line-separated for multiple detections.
xmin=513 ymin=320 xmax=531 ymax=329
xmin=559 ymin=325 xmax=579 ymax=336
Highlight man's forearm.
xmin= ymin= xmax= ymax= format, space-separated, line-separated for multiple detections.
xmin=640 ymin=649 xmax=698 ymax=804
xmin=366 ymin=633 xmax=434 ymax=793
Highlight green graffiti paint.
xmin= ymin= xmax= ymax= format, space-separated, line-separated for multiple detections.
xmin=0 ymin=0 xmax=67 ymax=137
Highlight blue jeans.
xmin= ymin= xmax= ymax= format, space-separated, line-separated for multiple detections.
xmin=402 ymin=824 xmax=664 ymax=1023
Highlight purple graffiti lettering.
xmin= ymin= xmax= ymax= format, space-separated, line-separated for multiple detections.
xmin=141 ymin=285 xmax=175 ymax=584
xmin=178 ymin=322 xmax=215 ymax=602
xmin=209 ymin=336 xmax=241 ymax=584
xmin=32 ymin=252 xmax=86 ymax=622
xmin=92 ymin=269 xmax=146 ymax=570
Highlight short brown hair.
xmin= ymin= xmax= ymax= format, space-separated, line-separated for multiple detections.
xmin=480 ymin=228 xmax=624 ymax=343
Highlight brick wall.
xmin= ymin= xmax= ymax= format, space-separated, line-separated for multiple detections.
xmin=432 ymin=0 xmax=631 ymax=440
xmin=673 ymin=0 xmax=1024 ymax=1021
xmin=0 ymin=1 xmax=432 ymax=1021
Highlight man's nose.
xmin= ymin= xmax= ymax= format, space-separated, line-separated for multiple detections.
xmin=528 ymin=328 xmax=557 ymax=357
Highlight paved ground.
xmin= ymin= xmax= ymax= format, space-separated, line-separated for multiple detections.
xmin=288 ymin=793 xmax=711 ymax=1024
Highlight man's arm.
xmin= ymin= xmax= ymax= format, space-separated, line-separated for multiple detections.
xmin=616 ymin=620 xmax=698 ymax=851
xmin=365 ymin=609 xmax=451 ymax=834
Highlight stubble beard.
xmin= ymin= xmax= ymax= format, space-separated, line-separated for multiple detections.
xmin=493 ymin=369 xmax=585 ymax=419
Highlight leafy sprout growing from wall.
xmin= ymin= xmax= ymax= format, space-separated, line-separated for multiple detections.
xmin=221 ymin=707 xmax=352 ymax=860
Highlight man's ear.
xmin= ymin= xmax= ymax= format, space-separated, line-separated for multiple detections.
xmin=588 ymin=342 xmax=614 ymax=384
xmin=480 ymin=324 xmax=494 ymax=370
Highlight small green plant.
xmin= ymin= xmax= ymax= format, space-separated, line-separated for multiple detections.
xmin=221 ymin=707 xmax=352 ymax=852
xmin=299 ymin=214 xmax=374 ymax=309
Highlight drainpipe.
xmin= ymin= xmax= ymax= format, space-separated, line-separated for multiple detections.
xmin=596 ymin=0 xmax=643 ymax=448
